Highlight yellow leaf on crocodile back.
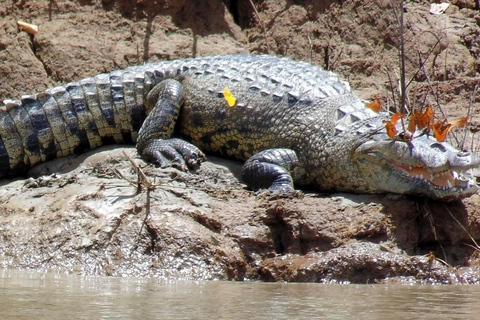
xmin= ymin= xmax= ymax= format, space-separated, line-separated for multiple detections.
xmin=223 ymin=87 xmax=237 ymax=107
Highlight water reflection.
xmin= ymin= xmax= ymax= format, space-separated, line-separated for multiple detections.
xmin=1 ymin=269 xmax=479 ymax=319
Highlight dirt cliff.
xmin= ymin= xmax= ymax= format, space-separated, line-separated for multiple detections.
xmin=1 ymin=0 xmax=480 ymax=283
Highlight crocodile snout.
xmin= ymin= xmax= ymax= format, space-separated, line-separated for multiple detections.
xmin=449 ymin=150 xmax=480 ymax=169
xmin=457 ymin=151 xmax=471 ymax=158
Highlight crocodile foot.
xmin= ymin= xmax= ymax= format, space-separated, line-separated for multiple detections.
xmin=242 ymin=148 xmax=306 ymax=191
xmin=139 ymin=138 xmax=205 ymax=171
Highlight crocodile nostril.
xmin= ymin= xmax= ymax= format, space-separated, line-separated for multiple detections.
xmin=457 ymin=151 xmax=471 ymax=157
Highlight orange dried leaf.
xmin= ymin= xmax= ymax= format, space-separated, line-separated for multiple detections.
xmin=390 ymin=113 xmax=405 ymax=125
xmin=385 ymin=121 xmax=397 ymax=138
xmin=383 ymin=113 xmax=405 ymax=139
xmin=416 ymin=105 xmax=434 ymax=130
xmin=433 ymin=121 xmax=452 ymax=142
xmin=448 ymin=116 xmax=468 ymax=128
xmin=432 ymin=116 xmax=468 ymax=142
xmin=365 ymin=95 xmax=382 ymax=113
xmin=407 ymin=113 xmax=417 ymax=133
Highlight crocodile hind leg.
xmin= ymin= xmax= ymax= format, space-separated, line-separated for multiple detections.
xmin=242 ymin=148 xmax=308 ymax=191
xmin=136 ymin=79 xmax=205 ymax=170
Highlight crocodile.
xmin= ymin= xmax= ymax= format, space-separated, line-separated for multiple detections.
xmin=0 ymin=54 xmax=478 ymax=201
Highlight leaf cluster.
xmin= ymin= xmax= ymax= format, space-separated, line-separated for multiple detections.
xmin=366 ymin=98 xmax=468 ymax=143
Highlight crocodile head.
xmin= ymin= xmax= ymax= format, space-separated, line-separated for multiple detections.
xmin=352 ymin=131 xmax=479 ymax=201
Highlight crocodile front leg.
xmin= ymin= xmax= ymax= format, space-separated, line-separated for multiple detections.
xmin=136 ymin=79 xmax=205 ymax=170
xmin=242 ymin=148 xmax=308 ymax=191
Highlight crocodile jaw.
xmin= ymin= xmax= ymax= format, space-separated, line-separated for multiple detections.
xmin=353 ymin=135 xmax=480 ymax=201
xmin=392 ymin=164 xmax=478 ymax=201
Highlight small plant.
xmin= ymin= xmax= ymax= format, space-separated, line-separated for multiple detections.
xmin=383 ymin=0 xmax=472 ymax=147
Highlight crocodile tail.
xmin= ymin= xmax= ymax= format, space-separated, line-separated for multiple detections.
xmin=0 ymin=69 xmax=150 ymax=178
xmin=0 ymin=96 xmax=60 ymax=178
xmin=0 ymin=99 xmax=28 ymax=177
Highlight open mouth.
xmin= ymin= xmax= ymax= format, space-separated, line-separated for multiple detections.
xmin=396 ymin=165 xmax=476 ymax=190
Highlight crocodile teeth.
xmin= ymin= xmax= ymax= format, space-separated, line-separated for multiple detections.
xmin=456 ymin=179 xmax=470 ymax=189
xmin=398 ymin=164 xmax=476 ymax=190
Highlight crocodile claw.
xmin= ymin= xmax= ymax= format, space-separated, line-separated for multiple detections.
xmin=139 ymin=138 xmax=205 ymax=171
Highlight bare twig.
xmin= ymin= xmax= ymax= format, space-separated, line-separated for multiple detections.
xmin=471 ymin=131 xmax=476 ymax=153
xmin=136 ymin=186 xmax=152 ymax=250
xmin=307 ymin=35 xmax=313 ymax=63
xmin=123 ymin=151 xmax=155 ymax=192
xmin=418 ymin=55 xmax=463 ymax=146
xmin=324 ymin=45 xmax=330 ymax=70
xmin=389 ymin=0 xmax=408 ymax=130
xmin=385 ymin=68 xmax=398 ymax=112
xmin=405 ymin=33 xmax=441 ymax=89
xmin=461 ymin=84 xmax=478 ymax=150
xmin=248 ymin=0 xmax=271 ymax=53
xmin=192 ymin=32 xmax=198 ymax=58
xmin=423 ymin=203 xmax=448 ymax=263
xmin=443 ymin=204 xmax=480 ymax=250
xmin=431 ymin=254 xmax=454 ymax=269
xmin=48 ymin=0 xmax=59 ymax=21
xmin=399 ymin=0 xmax=407 ymax=115
xmin=330 ymin=47 xmax=344 ymax=71
xmin=418 ymin=53 xmax=446 ymax=117
xmin=119 ymin=152 xmax=158 ymax=255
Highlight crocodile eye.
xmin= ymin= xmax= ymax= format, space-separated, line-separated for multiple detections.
xmin=430 ymin=143 xmax=446 ymax=152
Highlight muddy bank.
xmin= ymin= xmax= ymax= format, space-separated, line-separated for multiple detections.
xmin=1 ymin=0 xmax=480 ymax=283
xmin=2 ymin=146 xmax=480 ymax=284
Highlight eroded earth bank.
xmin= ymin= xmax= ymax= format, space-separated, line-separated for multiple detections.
xmin=2 ymin=0 xmax=480 ymax=283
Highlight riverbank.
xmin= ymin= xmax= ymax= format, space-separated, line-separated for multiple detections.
xmin=1 ymin=0 xmax=480 ymax=283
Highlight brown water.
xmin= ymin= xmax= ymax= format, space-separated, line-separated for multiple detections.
xmin=1 ymin=269 xmax=479 ymax=319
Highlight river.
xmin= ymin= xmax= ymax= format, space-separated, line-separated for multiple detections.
xmin=1 ymin=269 xmax=479 ymax=319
